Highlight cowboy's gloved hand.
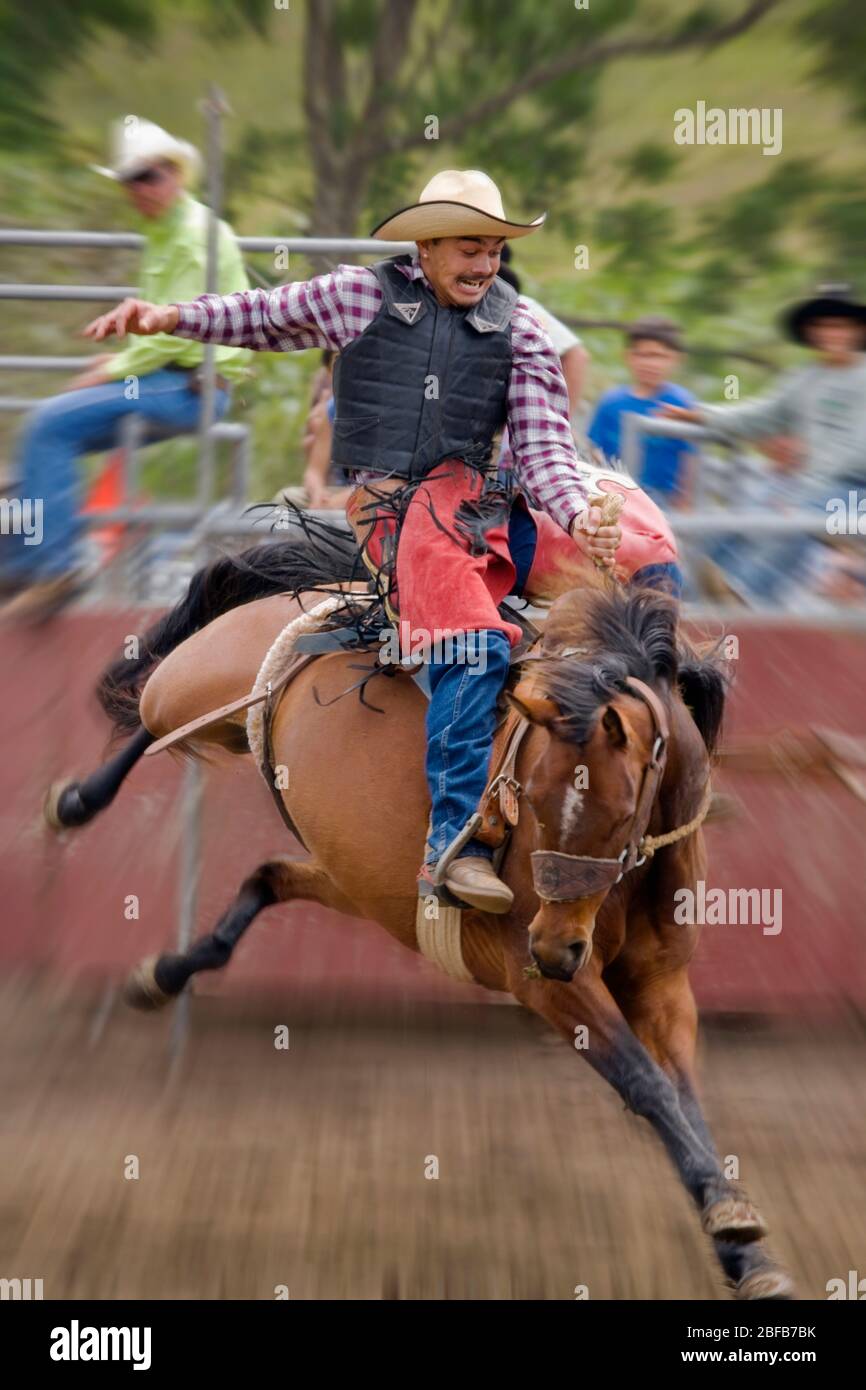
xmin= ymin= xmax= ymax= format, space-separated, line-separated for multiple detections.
xmin=570 ymin=505 xmax=621 ymax=569
xmin=82 ymin=298 xmax=180 ymax=342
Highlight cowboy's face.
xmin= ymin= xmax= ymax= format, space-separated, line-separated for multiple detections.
xmin=121 ymin=160 xmax=183 ymax=219
xmin=416 ymin=236 xmax=507 ymax=308
xmin=804 ymin=316 xmax=865 ymax=359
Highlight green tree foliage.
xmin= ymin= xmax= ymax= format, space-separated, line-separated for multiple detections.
xmin=813 ymin=192 xmax=866 ymax=286
xmin=595 ymin=198 xmax=676 ymax=276
xmin=799 ymin=0 xmax=866 ymax=123
xmin=3 ymin=0 xmax=862 ymax=495
xmin=617 ymin=142 xmax=679 ymax=188
xmin=0 ymin=0 xmax=155 ymax=149
xmin=150 ymin=0 xmax=778 ymax=239
xmin=0 ymin=0 xmax=278 ymax=153
xmin=699 ymin=158 xmax=824 ymax=272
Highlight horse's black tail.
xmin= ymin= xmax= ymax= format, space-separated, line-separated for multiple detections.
xmin=96 ymin=525 xmax=364 ymax=739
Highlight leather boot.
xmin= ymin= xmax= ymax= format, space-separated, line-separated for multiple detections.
xmin=444 ymin=856 xmax=514 ymax=914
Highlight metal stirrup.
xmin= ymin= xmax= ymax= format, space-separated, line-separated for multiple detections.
xmin=430 ymin=813 xmax=486 ymax=886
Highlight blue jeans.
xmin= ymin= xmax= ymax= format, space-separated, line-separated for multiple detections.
xmin=424 ymin=629 xmax=512 ymax=866
xmin=3 ymin=369 xmax=229 ymax=580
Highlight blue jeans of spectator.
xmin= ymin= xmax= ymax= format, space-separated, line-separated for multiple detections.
xmin=3 ymin=368 xmax=229 ymax=581
xmin=424 ymin=628 xmax=512 ymax=867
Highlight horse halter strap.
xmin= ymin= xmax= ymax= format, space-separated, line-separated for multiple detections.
xmin=531 ymin=676 xmax=670 ymax=904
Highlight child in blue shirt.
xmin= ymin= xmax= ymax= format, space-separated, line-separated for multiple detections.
xmin=588 ymin=316 xmax=696 ymax=510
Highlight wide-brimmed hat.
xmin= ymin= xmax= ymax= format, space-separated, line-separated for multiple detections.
xmin=370 ymin=169 xmax=546 ymax=242
xmin=91 ymin=117 xmax=202 ymax=185
xmin=783 ymin=283 xmax=866 ymax=344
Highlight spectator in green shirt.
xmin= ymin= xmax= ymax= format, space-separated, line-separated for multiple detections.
xmin=2 ymin=118 xmax=250 ymax=621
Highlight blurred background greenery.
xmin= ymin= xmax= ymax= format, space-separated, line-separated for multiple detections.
xmin=1 ymin=0 xmax=864 ymax=500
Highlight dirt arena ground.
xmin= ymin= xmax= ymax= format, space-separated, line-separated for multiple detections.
xmin=1 ymin=972 xmax=864 ymax=1301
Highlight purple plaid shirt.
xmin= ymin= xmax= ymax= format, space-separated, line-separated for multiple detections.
xmin=173 ymin=257 xmax=588 ymax=530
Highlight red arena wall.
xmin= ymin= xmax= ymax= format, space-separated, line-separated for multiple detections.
xmin=1 ymin=609 xmax=864 ymax=1014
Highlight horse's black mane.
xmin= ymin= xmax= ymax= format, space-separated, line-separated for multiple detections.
xmin=529 ymin=584 xmax=727 ymax=755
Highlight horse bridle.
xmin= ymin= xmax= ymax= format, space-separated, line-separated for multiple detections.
xmin=530 ymin=676 xmax=670 ymax=904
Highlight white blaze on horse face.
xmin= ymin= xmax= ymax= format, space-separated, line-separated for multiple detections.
xmin=559 ymin=785 xmax=584 ymax=847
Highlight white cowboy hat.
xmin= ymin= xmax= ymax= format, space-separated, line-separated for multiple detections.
xmin=370 ymin=169 xmax=546 ymax=242
xmin=90 ymin=117 xmax=202 ymax=185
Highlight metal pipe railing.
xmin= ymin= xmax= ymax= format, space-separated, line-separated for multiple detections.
xmin=0 ymin=229 xmax=413 ymax=254
xmin=69 ymin=501 xmax=858 ymax=540
xmin=78 ymin=498 xmax=866 ymax=630
xmin=3 ymin=233 xmax=863 ymax=624
xmin=618 ymin=410 xmax=864 ymax=529
xmin=197 ymin=86 xmax=225 ymax=515
xmin=0 ymin=285 xmax=138 ymax=301
xmin=0 ymin=356 xmax=95 ymax=370
xmin=620 ymin=411 xmax=713 ymax=473
xmin=619 ymin=409 xmax=743 ymax=511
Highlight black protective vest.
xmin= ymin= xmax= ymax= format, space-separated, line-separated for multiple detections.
xmin=331 ymin=256 xmax=516 ymax=480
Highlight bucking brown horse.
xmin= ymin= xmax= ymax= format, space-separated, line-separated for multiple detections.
xmin=44 ymin=530 xmax=793 ymax=1300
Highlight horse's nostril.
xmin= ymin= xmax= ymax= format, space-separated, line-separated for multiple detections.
xmin=566 ymin=940 xmax=588 ymax=966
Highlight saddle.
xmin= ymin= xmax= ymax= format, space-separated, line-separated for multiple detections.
xmin=255 ymin=599 xmax=539 ymax=851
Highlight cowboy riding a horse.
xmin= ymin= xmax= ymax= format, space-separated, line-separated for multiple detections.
xmin=47 ymin=168 xmax=792 ymax=1299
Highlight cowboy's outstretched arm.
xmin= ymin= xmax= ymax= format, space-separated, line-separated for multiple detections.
xmin=83 ymin=272 xmax=354 ymax=353
xmin=507 ymin=308 xmax=620 ymax=567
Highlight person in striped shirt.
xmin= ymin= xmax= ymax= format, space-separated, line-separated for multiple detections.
xmin=83 ymin=169 xmax=645 ymax=914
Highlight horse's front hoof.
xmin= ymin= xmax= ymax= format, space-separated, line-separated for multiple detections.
xmin=43 ymin=779 xmax=94 ymax=831
xmin=124 ymin=956 xmax=174 ymax=1012
xmin=702 ymin=1196 xmax=768 ymax=1243
xmin=735 ymin=1268 xmax=796 ymax=1301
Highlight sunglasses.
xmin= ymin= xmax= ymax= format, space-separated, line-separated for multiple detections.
xmin=122 ymin=165 xmax=169 ymax=187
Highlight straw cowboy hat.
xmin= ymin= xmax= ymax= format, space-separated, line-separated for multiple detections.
xmin=370 ymin=169 xmax=546 ymax=242
xmin=783 ymin=283 xmax=866 ymax=345
xmin=91 ymin=117 xmax=202 ymax=185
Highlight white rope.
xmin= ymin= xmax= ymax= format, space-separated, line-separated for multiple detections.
xmin=415 ymin=898 xmax=474 ymax=983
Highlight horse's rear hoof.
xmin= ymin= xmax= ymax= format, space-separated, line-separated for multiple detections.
xmin=702 ymin=1196 xmax=768 ymax=1243
xmin=43 ymin=779 xmax=95 ymax=831
xmin=124 ymin=956 xmax=174 ymax=1012
xmin=735 ymin=1268 xmax=796 ymax=1301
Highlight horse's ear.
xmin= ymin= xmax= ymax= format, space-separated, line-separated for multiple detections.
xmin=507 ymin=681 xmax=562 ymax=729
xmin=601 ymin=704 xmax=628 ymax=748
